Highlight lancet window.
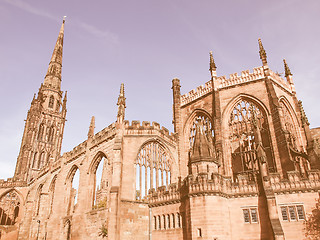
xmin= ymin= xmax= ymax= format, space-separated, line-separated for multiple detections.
xmin=38 ymin=123 xmax=45 ymax=141
xmin=92 ymin=156 xmax=109 ymax=209
xmin=189 ymin=113 xmax=214 ymax=149
xmin=48 ymin=95 xmax=54 ymax=108
xmin=136 ymin=141 xmax=172 ymax=200
xmin=280 ymin=101 xmax=298 ymax=148
xmin=48 ymin=126 xmax=55 ymax=143
xmin=229 ymin=99 xmax=275 ymax=181
xmin=0 ymin=191 xmax=20 ymax=225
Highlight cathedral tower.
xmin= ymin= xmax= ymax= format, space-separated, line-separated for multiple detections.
xmin=14 ymin=18 xmax=67 ymax=181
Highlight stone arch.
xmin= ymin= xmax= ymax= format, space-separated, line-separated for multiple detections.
xmin=0 ymin=189 xmax=23 ymax=225
xmin=63 ymin=218 xmax=71 ymax=240
xmin=65 ymin=165 xmax=80 ymax=215
xmin=87 ymin=151 xmax=110 ymax=209
xmin=48 ymin=95 xmax=54 ymax=108
xmin=222 ymin=94 xmax=275 ymax=181
xmin=279 ymin=96 xmax=303 ymax=148
xmin=87 ymin=151 xmax=110 ymax=175
xmin=48 ymin=175 xmax=57 ymax=217
xmin=35 ymin=184 xmax=44 ymax=216
xmin=183 ymin=109 xmax=214 ymax=149
xmin=135 ymin=139 xmax=174 ymax=200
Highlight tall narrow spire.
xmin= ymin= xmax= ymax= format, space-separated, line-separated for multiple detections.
xmin=258 ymin=38 xmax=268 ymax=67
xmin=117 ymin=83 xmax=126 ymax=124
xmin=43 ymin=17 xmax=66 ymax=90
xmin=209 ymin=51 xmax=217 ymax=78
xmin=88 ymin=116 xmax=95 ymax=139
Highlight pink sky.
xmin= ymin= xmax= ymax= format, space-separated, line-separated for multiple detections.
xmin=0 ymin=0 xmax=319 ymax=179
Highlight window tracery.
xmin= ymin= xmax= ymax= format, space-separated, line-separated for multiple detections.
xmin=0 ymin=191 xmax=20 ymax=225
xmin=189 ymin=113 xmax=214 ymax=149
xmin=229 ymin=99 xmax=275 ymax=181
xmin=136 ymin=141 xmax=172 ymax=200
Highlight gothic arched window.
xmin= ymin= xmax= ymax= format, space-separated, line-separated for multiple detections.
xmin=0 ymin=191 xmax=20 ymax=225
xmin=48 ymin=126 xmax=55 ymax=143
xmin=189 ymin=113 xmax=214 ymax=149
xmin=38 ymin=123 xmax=45 ymax=141
xmin=48 ymin=95 xmax=54 ymax=108
xmin=136 ymin=141 xmax=172 ymax=200
xmin=229 ymin=99 xmax=275 ymax=181
xmin=92 ymin=155 xmax=109 ymax=209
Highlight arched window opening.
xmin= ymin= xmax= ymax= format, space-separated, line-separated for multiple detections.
xmin=167 ymin=214 xmax=170 ymax=229
xmin=32 ymin=152 xmax=39 ymax=169
xmin=153 ymin=216 xmax=157 ymax=230
xmin=135 ymin=141 xmax=172 ymax=200
xmin=171 ymin=213 xmax=175 ymax=228
xmin=48 ymin=126 xmax=55 ymax=143
xmin=93 ymin=156 xmax=108 ymax=209
xmin=229 ymin=99 xmax=275 ymax=182
xmin=48 ymin=95 xmax=54 ymax=108
xmin=280 ymin=101 xmax=309 ymax=174
xmin=35 ymin=185 xmax=43 ymax=216
xmin=67 ymin=169 xmax=80 ymax=215
xmin=38 ymin=123 xmax=45 ymax=141
xmin=0 ymin=191 xmax=21 ymax=225
xmin=48 ymin=177 xmax=57 ymax=217
xmin=176 ymin=213 xmax=181 ymax=228
xmin=39 ymin=152 xmax=45 ymax=169
xmin=189 ymin=113 xmax=214 ymax=149
xmin=56 ymin=100 xmax=61 ymax=112
xmin=64 ymin=220 xmax=71 ymax=240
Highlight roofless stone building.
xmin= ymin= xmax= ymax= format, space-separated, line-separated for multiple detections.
xmin=0 ymin=19 xmax=320 ymax=240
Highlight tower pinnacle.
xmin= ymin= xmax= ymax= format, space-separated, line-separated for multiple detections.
xmin=209 ymin=51 xmax=217 ymax=78
xmin=258 ymin=38 xmax=268 ymax=67
xmin=117 ymin=83 xmax=126 ymax=124
xmin=283 ymin=59 xmax=292 ymax=77
xmin=43 ymin=17 xmax=65 ymax=90
xmin=88 ymin=116 xmax=95 ymax=139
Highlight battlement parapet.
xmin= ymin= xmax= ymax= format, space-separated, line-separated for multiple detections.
xmin=124 ymin=120 xmax=176 ymax=142
xmin=63 ymin=140 xmax=87 ymax=162
xmin=217 ymin=67 xmax=264 ymax=89
xmin=148 ymin=184 xmax=180 ymax=205
xmin=180 ymin=80 xmax=212 ymax=106
xmin=91 ymin=123 xmax=116 ymax=147
xmin=268 ymin=70 xmax=291 ymax=92
xmin=0 ymin=178 xmax=27 ymax=188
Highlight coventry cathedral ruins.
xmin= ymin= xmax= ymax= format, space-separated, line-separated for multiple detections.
xmin=0 ymin=19 xmax=320 ymax=240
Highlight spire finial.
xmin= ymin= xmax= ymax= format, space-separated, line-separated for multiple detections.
xmin=43 ymin=19 xmax=65 ymax=90
xmin=88 ymin=116 xmax=95 ymax=138
xmin=117 ymin=83 xmax=126 ymax=124
xmin=209 ymin=51 xmax=217 ymax=78
xmin=283 ymin=59 xmax=292 ymax=77
xmin=258 ymin=38 xmax=268 ymax=67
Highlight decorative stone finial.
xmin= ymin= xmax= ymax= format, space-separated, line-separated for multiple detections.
xmin=209 ymin=51 xmax=217 ymax=78
xmin=88 ymin=116 xmax=95 ymax=138
xmin=298 ymin=100 xmax=310 ymax=126
xmin=283 ymin=59 xmax=292 ymax=77
xmin=258 ymin=38 xmax=268 ymax=67
xmin=117 ymin=83 xmax=126 ymax=124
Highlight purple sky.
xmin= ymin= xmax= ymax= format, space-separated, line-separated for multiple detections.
xmin=0 ymin=0 xmax=319 ymax=179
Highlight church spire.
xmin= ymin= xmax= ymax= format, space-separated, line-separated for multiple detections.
xmin=43 ymin=17 xmax=66 ymax=90
xmin=258 ymin=38 xmax=268 ymax=67
xmin=117 ymin=83 xmax=126 ymax=124
xmin=209 ymin=51 xmax=217 ymax=78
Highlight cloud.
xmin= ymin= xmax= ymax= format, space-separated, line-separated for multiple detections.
xmin=2 ymin=0 xmax=119 ymax=45
xmin=78 ymin=21 xmax=119 ymax=45
xmin=2 ymin=0 xmax=59 ymax=22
